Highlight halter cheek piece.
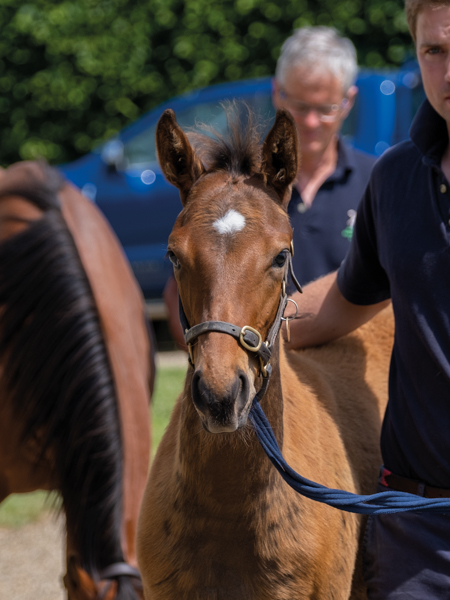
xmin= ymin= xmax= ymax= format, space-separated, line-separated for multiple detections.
xmin=179 ymin=241 xmax=302 ymax=402
xmin=97 ymin=563 xmax=143 ymax=597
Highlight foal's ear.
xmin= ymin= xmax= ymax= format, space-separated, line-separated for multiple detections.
xmin=261 ymin=109 xmax=299 ymax=209
xmin=156 ymin=109 xmax=205 ymax=205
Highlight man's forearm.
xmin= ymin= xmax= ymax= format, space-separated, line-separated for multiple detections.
xmin=285 ymin=271 xmax=390 ymax=349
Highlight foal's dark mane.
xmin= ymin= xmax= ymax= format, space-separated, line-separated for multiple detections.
xmin=0 ymin=163 xmax=129 ymax=585
xmin=189 ymin=103 xmax=264 ymax=177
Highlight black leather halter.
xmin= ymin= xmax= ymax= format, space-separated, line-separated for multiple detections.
xmin=179 ymin=241 xmax=303 ymax=401
xmin=98 ymin=562 xmax=143 ymax=597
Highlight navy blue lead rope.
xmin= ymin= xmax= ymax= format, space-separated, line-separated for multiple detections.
xmin=249 ymin=399 xmax=450 ymax=515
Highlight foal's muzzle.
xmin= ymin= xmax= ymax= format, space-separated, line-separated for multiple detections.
xmin=191 ymin=368 xmax=251 ymax=433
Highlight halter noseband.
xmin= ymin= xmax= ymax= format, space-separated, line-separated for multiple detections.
xmin=178 ymin=241 xmax=303 ymax=401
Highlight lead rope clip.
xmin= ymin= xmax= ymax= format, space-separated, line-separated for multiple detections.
xmin=281 ymin=298 xmax=299 ymax=344
xmin=285 ymin=319 xmax=291 ymax=343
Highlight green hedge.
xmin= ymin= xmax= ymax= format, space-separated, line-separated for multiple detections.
xmin=0 ymin=0 xmax=413 ymax=166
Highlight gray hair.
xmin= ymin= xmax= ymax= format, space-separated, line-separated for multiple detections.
xmin=275 ymin=27 xmax=358 ymax=93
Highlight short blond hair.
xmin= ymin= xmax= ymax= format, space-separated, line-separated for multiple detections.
xmin=405 ymin=0 xmax=450 ymax=42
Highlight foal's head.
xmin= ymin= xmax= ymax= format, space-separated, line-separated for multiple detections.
xmin=157 ymin=106 xmax=298 ymax=434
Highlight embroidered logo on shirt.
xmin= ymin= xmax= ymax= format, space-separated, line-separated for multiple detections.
xmin=341 ymin=209 xmax=357 ymax=241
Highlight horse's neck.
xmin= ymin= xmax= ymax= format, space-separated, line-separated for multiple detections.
xmin=177 ymin=343 xmax=285 ymax=506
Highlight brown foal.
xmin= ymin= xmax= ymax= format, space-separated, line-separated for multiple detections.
xmin=137 ymin=107 xmax=392 ymax=599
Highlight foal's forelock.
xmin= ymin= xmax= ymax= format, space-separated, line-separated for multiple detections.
xmin=188 ymin=105 xmax=263 ymax=178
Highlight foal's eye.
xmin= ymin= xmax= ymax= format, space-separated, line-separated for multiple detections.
xmin=273 ymin=251 xmax=288 ymax=268
xmin=167 ymin=250 xmax=180 ymax=269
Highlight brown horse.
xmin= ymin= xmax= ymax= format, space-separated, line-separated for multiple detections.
xmin=0 ymin=161 xmax=153 ymax=600
xmin=136 ymin=106 xmax=393 ymax=599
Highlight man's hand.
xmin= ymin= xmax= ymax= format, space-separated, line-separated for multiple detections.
xmin=285 ymin=271 xmax=390 ymax=349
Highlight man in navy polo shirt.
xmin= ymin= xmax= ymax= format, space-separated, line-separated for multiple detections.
xmin=272 ymin=26 xmax=376 ymax=288
xmin=288 ymin=1 xmax=450 ymax=597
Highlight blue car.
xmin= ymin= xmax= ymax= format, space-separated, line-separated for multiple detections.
xmin=59 ymin=67 xmax=424 ymax=316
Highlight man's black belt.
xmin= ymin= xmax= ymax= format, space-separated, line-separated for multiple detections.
xmin=380 ymin=467 xmax=450 ymax=499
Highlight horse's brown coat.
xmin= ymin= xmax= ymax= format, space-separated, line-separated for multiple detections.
xmin=0 ymin=162 xmax=152 ymax=599
xmin=137 ymin=108 xmax=393 ymax=599
xmin=60 ymin=182 xmax=152 ymax=569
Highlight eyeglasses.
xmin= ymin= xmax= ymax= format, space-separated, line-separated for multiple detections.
xmin=278 ymin=90 xmax=349 ymax=123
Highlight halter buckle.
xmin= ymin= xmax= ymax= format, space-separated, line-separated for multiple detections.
xmin=239 ymin=325 xmax=262 ymax=352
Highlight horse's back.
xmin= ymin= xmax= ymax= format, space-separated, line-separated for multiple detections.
xmin=59 ymin=181 xmax=152 ymax=566
xmin=285 ymin=305 xmax=393 ymax=495
xmin=59 ymin=181 xmax=153 ymax=417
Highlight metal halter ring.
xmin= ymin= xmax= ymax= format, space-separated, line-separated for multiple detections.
xmin=281 ymin=298 xmax=299 ymax=322
xmin=239 ymin=325 xmax=263 ymax=352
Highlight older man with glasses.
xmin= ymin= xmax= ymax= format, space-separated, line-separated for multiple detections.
xmin=272 ymin=26 xmax=376 ymax=288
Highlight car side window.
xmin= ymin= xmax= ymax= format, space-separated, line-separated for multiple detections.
xmin=122 ymin=102 xmax=228 ymax=170
xmin=123 ymin=123 xmax=159 ymax=169
xmin=122 ymin=94 xmax=274 ymax=171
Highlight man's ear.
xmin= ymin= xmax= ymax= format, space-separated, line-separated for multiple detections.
xmin=343 ymin=85 xmax=358 ymax=117
xmin=271 ymin=78 xmax=282 ymax=111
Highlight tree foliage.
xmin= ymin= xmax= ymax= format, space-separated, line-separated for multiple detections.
xmin=0 ymin=0 xmax=413 ymax=166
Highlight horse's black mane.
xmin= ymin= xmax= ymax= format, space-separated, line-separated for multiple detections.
xmin=189 ymin=102 xmax=264 ymax=177
xmin=0 ymin=162 xmax=134 ymax=595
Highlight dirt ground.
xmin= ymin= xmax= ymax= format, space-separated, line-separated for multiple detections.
xmin=0 ymin=513 xmax=66 ymax=599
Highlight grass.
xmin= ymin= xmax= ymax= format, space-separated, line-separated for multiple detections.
xmin=0 ymin=491 xmax=59 ymax=528
xmin=151 ymin=364 xmax=187 ymax=452
xmin=0 ymin=364 xmax=187 ymax=528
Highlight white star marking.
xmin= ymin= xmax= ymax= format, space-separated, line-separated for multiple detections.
xmin=213 ymin=209 xmax=246 ymax=235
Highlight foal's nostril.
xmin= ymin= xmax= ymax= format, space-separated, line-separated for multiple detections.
xmin=191 ymin=370 xmax=206 ymax=412
xmin=236 ymin=372 xmax=250 ymax=414
xmin=191 ymin=370 xmax=240 ymax=413
xmin=190 ymin=369 xmax=250 ymax=425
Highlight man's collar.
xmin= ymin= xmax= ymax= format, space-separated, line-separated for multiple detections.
xmin=289 ymin=138 xmax=353 ymax=208
xmin=327 ymin=138 xmax=354 ymax=182
xmin=410 ymin=99 xmax=448 ymax=164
